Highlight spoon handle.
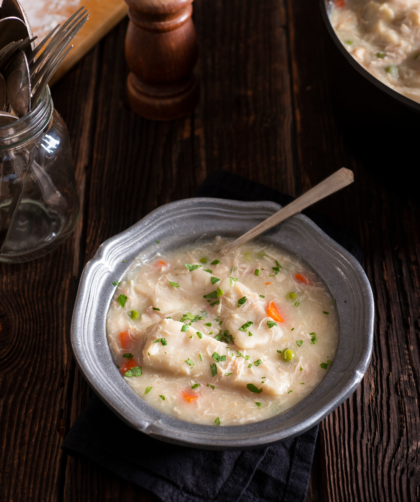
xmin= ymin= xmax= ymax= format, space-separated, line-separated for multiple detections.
xmin=220 ymin=167 xmax=354 ymax=256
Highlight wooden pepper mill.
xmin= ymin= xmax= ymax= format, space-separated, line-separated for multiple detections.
xmin=124 ymin=0 xmax=199 ymax=120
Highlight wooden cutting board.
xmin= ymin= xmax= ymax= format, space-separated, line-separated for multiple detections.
xmin=20 ymin=0 xmax=128 ymax=84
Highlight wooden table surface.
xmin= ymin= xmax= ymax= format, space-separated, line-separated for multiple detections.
xmin=1 ymin=1 xmax=419 ymax=501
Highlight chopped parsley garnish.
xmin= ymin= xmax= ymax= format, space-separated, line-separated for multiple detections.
xmin=153 ymin=307 xmax=161 ymax=311
xmin=216 ymin=287 xmax=224 ymax=297
xmin=321 ymin=360 xmax=333 ymax=369
xmin=211 ymin=277 xmax=220 ymax=285
xmin=185 ymin=263 xmax=201 ymax=272
xmin=205 ymin=322 xmax=211 ymax=327
xmin=215 ymin=417 xmax=221 ymax=425
xmin=300 ymin=367 xmax=303 ymax=371
xmin=291 ymin=328 xmax=294 ymax=331
xmin=123 ymin=260 xmax=127 ymax=263
xmin=288 ymin=390 xmax=293 ymax=394
xmin=112 ymin=281 xmax=119 ymax=287
xmin=181 ymin=312 xmax=199 ymax=323
xmin=255 ymin=269 xmax=260 ymax=276
xmin=125 ymin=366 xmax=142 ymax=377
xmin=210 ymin=300 xmax=220 ymax=306
xmin=310 ymin=333 xmax=317 ymax=344
xmin=196 ymin=332 xmax=203 ymax=339
xmin=376 ymin=51 xmax=385 ymax=58
xmin=295 ymin=302 xmax=300 ymax=307
xmin=159 ymin=395 xmax=165 ymax=400
xmin=185 ymin=358 xmax=194 ymax=366
xmin=210 ymin=363 xmax=217 ymax=377
xmin=260 ymin=295 xmax=265 ymax=298
xmin=203 ymin=291 xmax=218 ymax=300
xmin=277 ymin=350 xmax=282 ymax=353
xmin=248 ymin=331 xmax=253 ymax=337
xmin=214 ymin=330 xmax=235 ymax=344
xmin=225 ymin=372 xmax=232 ymax=376
xmin=156 ymin=240 xmax=160 ymax=244
xmin=239 ymin=321 xmax=253 ymax=332
xmin=203 ymin=269 xmax=213 ymax=273
xmin=129 ymin=310 xmax=140 ymax=319
xmin=118 ymin=294 xmax=127 ymax=308
xmin=169 ymin=281 xmax=180 ymax=288
xmin=153 ymin=338 xmax=168 ymax=346
xmin=145 ymin=387 xmax=152 ymax=394
xmin=191 ymin=383 xmax=200 ymax=389
xmin=296 ymin=340 xmax=303 ymax=347
xmin=123 ymin=353 xmax=134 ymax=358
xmin=254 ymin=359 xmax=262 ymax=366
xmin=207 ymin=383 xmax=215 ymax=390
xmin=212 ymin=352 xmax=226 ymax=363
xmin=211 ymin=260 xmax=221 ymax=265
xmin=200 ymin=257 xmax=207 ymax=264
xmin=300 ymin=382 xmax=305 ymax=385
xmin=199 ymin=353 xmax=202 ymax=361
xmin=323 ymin=311 xmax=329 ymax=315
xmin=238 ymin=296 xmax=247 ymax=308
xmin=272 ymin=266 xmax=280 ymax=275
xmin=275 ymin=260 xmax=281 ymax=268
xmin=267 ymin=320 xmax=277 ymax=328
xmin=247 ymin=384 xmax=262 ymax=394
xmin=255 ymin=402 xmax=262 ymax=408
xmin=248 ymin=363 xmax=252 ymax=368
xmin=230 ymin=277 xmax=238 ymax=286
xmin=181 ymin=324 xmax=190 ymax=332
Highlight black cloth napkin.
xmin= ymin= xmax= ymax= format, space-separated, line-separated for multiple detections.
xmin=63 ymin=171 xmax=362 ymax=502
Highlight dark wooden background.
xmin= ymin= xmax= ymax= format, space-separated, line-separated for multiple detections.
xmin=1 ymin=0 xmax=419 ymax=501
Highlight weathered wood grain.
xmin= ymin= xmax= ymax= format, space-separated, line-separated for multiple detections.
xmin=287 ymin=1 xmax=420 ymax=501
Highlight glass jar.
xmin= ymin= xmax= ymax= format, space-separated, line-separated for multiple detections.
xmin=0 ymin=87 xmax=79 ymax=263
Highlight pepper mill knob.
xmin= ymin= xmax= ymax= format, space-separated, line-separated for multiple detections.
xmin=124 ymin=0 xmax=199 ymax=120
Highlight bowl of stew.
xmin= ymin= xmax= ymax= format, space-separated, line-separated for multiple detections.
xmin=71 ymin=198 xmax=374 ymax=449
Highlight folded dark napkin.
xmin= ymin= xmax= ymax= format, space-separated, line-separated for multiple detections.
xmin=63 ymin=171 xmax=362 ymax=502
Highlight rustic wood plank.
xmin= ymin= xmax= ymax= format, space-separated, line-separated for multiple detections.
xmin=287 ymin=1 xmax=420 ymax=501
xmin=0 ymin=47 xmax=99 ymax=502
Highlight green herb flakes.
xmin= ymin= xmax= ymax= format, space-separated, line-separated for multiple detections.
xmin=267 ymin=320 xmax=277 ymax=329
xmin=277 ymin=350 xmax=282 ymax=353
xmin=185 ymin=263 xmax=202 ymax=272
xmin=123 ymin=353 xmax=134 ymax=358
xmin=260 ymin=295 xmax=265 ymax=298
xmin=238 ymin=296 xmax=247 ymax=308
xmin=323 ymin=311 xmax=329 ymax=315
xmin=199 ymin=353 xmax=202 ymax=361
xmin=159 ymin=395 xmax=165 ymax=400
xmin=255 ymin=402 xmax=262 ymax=408
xmin=145 ymin=386 xmax=152 ymax=394
xmin=153 ymin=307 xmax=161 ymax=311
xmin=181 ymin=324 xmax=190 ymax=332
xmin=225 ymin=372 xmax=232 ymax=376
xmin=112 ymin=281 xmax=119 ymax=287
xmin=255 ymin=269 xmax=260 ymax=276
xmin=239 ymin=320 xmax=253 ymax=332
xmin=296 ymin=340 xmax=303 ymax=347
xmin=156 ymin=240 xmax=160 ymax=244
xmin=125 ymin=366 xmax=142 ymax=377
xmin=153 ymin=338 xmax=168 ymax=346
xmin=196 ymin=332 xmax=203 ymax=339
xmin=310 ymin=333 xmax=317 ymax=344
xmin=118 ymin=294 xmax=127 ymax=308
xmin=203 ymin=269 xmax=213 ymax=273
xmin=295 ymin=302 xmax=300 ymax=307
xmin=181 ymin=312 xmax=199 ymax=323
xmin=215 ymin=417 xmax=221 ymax=425
xmin=185 ymin=358 xmax=194 ymax=366
xmin=248 ymin=363 xmax=252 ymax=368
xmin=169 ymin=281 xmax=180 ymax=288
xmin=248 ymin=331 xmax=253 ymax=337
xmin=191 ymin=384 xmax=200 ymax=389
xmin=254 ymin=359 xmax=262 ymax=366
xmin=200 ymin=257 xmax=207 ymax=264
xmin=212 ymin=352 xmax=226 ymax=363
xmin=247 ymin=384 xmax=262 ymax=394
xmin=300 ymin=367 xmax=303 ymax=371
xmin=210 ymin=363 xmax=217 ymax=377
xmin=230 ymin=277 xmax=238 ymax=286
xmin=203 ymin=291 xmax=218 ymax=300
xmin=211 ymin=277 xmax=220 ymax=285
xmin=210 ymin=301 xmax=220 ymax=306
xmin=211 ymin=260 xmax=221 ymax=265
xmin=288 ymin=390 xmax=293 ymax=394
xmin=216 ymin=287 xmax=224 ymax=297
xmin=207 ymin=383 xmax=215 ymax=390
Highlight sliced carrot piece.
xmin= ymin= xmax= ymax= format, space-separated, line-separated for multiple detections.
xmin=154 ymin=260 xmax=167 ymax=269
xmin=265 ymin=282 xmax=271 ymax=286
xmin=267 ymin=301 xmax=284 ymax=323
xmin=181 ymin=390 xmax=199 ymax=403
xmin=295 ymin=273 xmax=311 ymax=285
xmin=119 ymin=358 xmax=138 ymax=375
xmin=120 ymin=331 xmax=132 ymax=350
xmin=335 ymin=0 xmax=345 ymax=7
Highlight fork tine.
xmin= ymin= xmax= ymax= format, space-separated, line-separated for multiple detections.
xmin=30 ymin=9 xmax=88 ymax=76
xmin=31 ymin=46 xmax=73 ymax=107
xmin=31 ymin=14 xmax=88 ymax=89
xmin=27 ymin=25 xmax=61 ymax=66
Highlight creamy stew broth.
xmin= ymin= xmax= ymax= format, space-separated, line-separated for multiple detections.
xmin=106 ymin=238 xmax=338 ymax=426
xmin=331 ymin=0 xmax=420 ymax=103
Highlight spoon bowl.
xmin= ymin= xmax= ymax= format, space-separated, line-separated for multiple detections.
xmin=0 ymin=16 xmax=28 ymax=51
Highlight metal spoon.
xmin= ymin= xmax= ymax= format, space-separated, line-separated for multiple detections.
xmin=6 ymin=49 xmax=30 ymax=116
xmin=0 ymin=110 xmax=18 ymax=126
xmin=0 ymin=16 xmax=28 ymax=51
xmin=0 ymin=0 xmax=35 ymax=51
xmin=0 ymin=73 xmax=6 ymax=110
xmin=220 ymin=168 xmax=355 ymax=255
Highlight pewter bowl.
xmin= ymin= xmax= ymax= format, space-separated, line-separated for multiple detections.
xmin=71 ymin=198 xmax=374 ymax=450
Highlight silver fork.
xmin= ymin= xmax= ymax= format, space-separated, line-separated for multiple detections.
xmin=30 ymin=7 xmax=89 ymax=106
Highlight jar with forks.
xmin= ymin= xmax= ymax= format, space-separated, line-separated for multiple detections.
xmin=0 ymin=3 xmax=88 ymax=262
